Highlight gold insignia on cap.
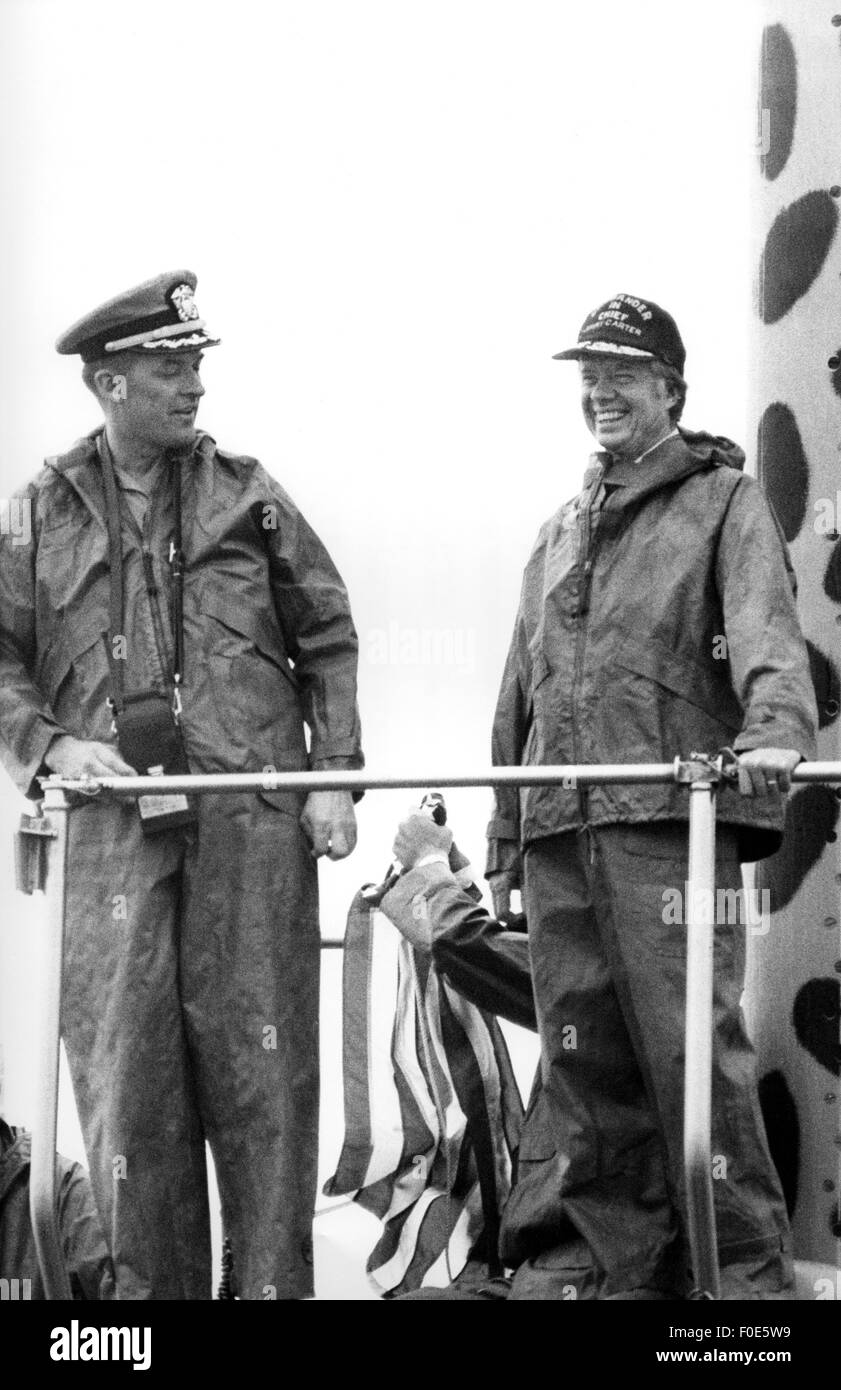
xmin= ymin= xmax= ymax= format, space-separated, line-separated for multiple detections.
xmin=170 ymin=283 xmax=200 ymax=323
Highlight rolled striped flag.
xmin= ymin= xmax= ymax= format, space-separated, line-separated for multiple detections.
xmin=324 ymin=886 xmax=523 ymax=1297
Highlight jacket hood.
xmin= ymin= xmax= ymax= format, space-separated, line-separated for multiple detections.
xmin=600 ymin=428 xmax=746 ymax=503
xmin=678 ymin=428 xmax=746 ymax=472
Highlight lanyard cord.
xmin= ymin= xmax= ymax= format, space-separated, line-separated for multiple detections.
xmin=98 ymin=435 xmax=127 ymax=717
xmin=170 ymin=459 xmax=185 ymax=714
xmin=97 ymin=434 xmax=184 ymax=719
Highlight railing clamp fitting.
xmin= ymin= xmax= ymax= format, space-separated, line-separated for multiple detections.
xmin=674 ymin=750 xmax=740 ymax=786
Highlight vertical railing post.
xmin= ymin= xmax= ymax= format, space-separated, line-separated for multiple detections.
xmin=29 ymin=784 xmax=73 ymax=1301
xmin=683 ymin=775 xmax=721 ymax=1299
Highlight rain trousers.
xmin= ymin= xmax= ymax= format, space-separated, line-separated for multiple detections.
xmin=0 ymin=428 xmax=363 ymax=1299
xmin=484 ymin=429 xmax=818 ymax=1298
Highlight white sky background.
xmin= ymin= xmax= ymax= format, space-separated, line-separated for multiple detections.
xmin=0 ymin=0 xmax=758 ymax=1216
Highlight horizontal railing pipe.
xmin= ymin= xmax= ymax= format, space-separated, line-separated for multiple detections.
xmin=783 ymin=760 xmax=841 ymax=783
xmin=40 ymin=760 xmax=841 ymax=798
xmin=42 ymin=764 xmax=676 ymax=795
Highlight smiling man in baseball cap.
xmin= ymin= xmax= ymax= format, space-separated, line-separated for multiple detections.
xmin=0 ymin=269 xmax=364 ymax=1299
xmin=484 ymin=293 xmax=817 ymax=1299
xmin=553 ymin=292 xmax=687 ymax=462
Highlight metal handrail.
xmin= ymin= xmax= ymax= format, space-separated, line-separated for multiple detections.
xmin=36 ymin=759 xmax=841 ymax=797
xmin=42 ymin=763 xmax=677 ymax=796
xmin=30 ymin=757 xmax=841 ymax=1300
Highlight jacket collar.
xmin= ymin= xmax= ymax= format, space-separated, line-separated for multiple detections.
xmin=594 ymin=429 xmax=743 ymax=506
xmin=44 ymin=428 xmax=215 ymax=525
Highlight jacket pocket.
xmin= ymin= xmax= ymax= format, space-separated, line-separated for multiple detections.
xmin=614 ymin=631 xmax=742 ymax=730
xmin=526 ymin=646 xmax=551 ymax=723
xmin=531 ymin=649 xmax=550 ymax=695
xmin=202 ymin=592 xmax=299 ymax=691
xmin=36 ymin=617 xmax=107 ymax=711
xmin=198 ymin=591 xmax=307 ymax=772
xmin=38 ymin=509 xmax=94 ymax=549
xmin=257 ymin=787 xmax=302 ymax=818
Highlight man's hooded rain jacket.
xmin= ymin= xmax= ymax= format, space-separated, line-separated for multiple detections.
xmin=486 ymin=429 xmax=818 ymax=871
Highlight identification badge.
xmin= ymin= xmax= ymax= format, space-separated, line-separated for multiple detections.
xmin=137 ymin=766 xmax=195 ymax=833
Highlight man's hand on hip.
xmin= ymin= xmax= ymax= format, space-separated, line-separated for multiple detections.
xmin=735 ymin=747 xmax=801 ymax=798
xmin=300 ymin=790 xmax=357 ymax=860
xmin=44 ymin=735 xmax=136 ymax=779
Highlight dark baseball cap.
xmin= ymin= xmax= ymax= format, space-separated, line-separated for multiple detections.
xmin=553 ymin=293 xmax=686 ymax=375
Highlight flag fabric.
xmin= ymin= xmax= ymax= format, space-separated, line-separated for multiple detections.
xmin=324 ymin=886 xmax=524 ymax=1298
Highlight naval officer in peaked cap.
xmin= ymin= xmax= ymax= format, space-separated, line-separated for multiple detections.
xmin=0 ymin=270 xmax=364 ymax=1298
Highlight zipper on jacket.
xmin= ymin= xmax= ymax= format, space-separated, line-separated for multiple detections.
xmin=143 ymin=548 xmax=176 ymax=689
xmin=571 ymin=469 xmax=604 ymax=824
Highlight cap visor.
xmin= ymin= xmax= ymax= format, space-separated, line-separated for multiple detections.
xmin=552 ymin=341 xmax=657 ymax=361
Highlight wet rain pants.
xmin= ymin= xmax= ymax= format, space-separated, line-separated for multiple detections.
xmin=61 ymin=791 xmax=319 ymax=1300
